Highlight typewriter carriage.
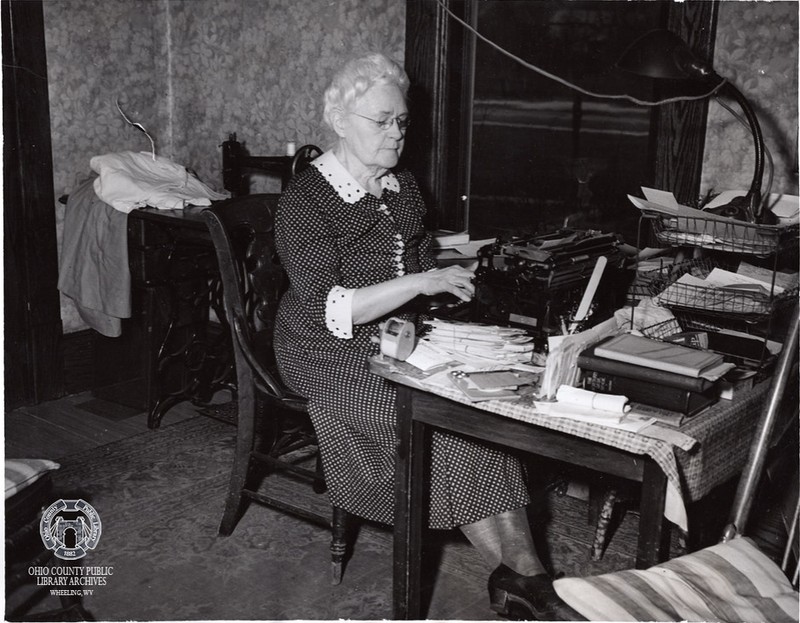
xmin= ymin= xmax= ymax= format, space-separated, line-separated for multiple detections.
xmin=471 ymin=229 xmax=631 ymax=342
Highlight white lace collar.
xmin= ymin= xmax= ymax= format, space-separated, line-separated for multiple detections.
xmin=312 ymin=150 xmax=399 ymax=204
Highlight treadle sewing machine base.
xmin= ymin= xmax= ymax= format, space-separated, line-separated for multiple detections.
xmin=91 ymin=142 xmax=311 ymax=426
xmin=92 ymin=206 xmax=233 ymax=428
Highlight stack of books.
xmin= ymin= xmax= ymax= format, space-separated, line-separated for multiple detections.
xmin=578 ymin=334 xmax=735 ymax=417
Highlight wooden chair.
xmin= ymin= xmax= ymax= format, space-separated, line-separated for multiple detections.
xmin=203 ymin=195 xmax=349 ymax=585
xmin=221 ymin=134 xmax=321 ymax=195
xmin=553 ymin=302 xmax=800 ymax=621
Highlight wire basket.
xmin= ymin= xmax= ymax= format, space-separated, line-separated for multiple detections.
xmin=645 ymin=211 xmax=799 ymax=256
xmin=626 ymin=271 xmax=658 ymax=306
xmin=639 ymin=317 xmax=683 ymax=340
xmin=647 ymin=258 xmax=799 ymax=322
xmin=626 ymin=260 xmax=674 ymax=306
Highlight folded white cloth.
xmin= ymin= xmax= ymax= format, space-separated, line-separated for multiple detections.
xmin=91 ymin=151 xmax=226 ymax=213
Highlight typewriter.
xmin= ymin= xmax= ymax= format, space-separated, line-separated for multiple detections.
xmin=471 ymin=229 xmax=628 ymax=340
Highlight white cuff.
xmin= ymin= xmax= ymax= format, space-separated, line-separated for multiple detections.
xmin=325 ymin=286 xmax=355 ymax=338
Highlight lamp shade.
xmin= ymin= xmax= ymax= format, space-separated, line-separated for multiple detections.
xmin=617 ymin=29 xmax=769 ymax=223
xmin=616 ymin=29 xmax=716 ymax=82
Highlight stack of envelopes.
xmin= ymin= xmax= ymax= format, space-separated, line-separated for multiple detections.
xmin=421 ymin=319 xmax=535 ymax=365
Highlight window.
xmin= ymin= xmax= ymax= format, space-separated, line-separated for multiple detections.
xmin=404 ymin=0 xmax=717 ymax=244
xmin=469 ymin=1 xmax=665 ymax=241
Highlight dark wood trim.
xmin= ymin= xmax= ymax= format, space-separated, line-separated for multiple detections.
xmin=3 ymin=0 xmax=63 ymax=409
xmin=653 ymin=1 xmax=719 ymax=205
xmin=404 ymin=0 xmax=474 ymax=232
xmin=61 ymin=330 xmax=96 ymax=396
xmin=403 ymin=0 xmax=446 ymax=227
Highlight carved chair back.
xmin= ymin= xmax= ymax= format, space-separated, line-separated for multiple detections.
xmin=203 ymin=194 xmax=291 ymax=400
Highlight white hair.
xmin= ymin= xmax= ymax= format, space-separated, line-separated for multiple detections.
xmin=322 ymin=52 xmax=410 ymax=130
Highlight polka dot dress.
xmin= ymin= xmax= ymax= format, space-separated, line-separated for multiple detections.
xmin=274 ymin=153 xmax=529 ymax=529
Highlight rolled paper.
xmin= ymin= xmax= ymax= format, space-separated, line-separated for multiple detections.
xmin=555 ymin=385 xmax=631 ymax=413
xmin=380 ymin=317 xmax=416 ymax=361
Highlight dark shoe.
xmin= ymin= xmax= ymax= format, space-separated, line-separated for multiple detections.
xmin=488 ymin=564 xmax=584 ymax=621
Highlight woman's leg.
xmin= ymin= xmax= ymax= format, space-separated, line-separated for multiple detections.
xmin=460 ymin=516 xmax=503 ymax=569
xmin=495 ymin=507 xmax=547 ymax=576
xmin=460 ymin=507 xmax=546 ymax=575
xmin=464 ymin=508 xmax=577 ymax=620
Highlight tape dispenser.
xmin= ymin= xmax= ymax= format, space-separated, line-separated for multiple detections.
xmin=379 ymin=317 xmax=416 ymax=361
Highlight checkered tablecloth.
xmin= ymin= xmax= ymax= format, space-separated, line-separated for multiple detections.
xmin=372 ymin=357 xmax=770 ymax=530
xmin=676 ymin=381 xmax=770 ymax=499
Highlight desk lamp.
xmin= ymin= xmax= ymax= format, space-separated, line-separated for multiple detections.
xmin=616 ymin=29 xmax=770 ymax=224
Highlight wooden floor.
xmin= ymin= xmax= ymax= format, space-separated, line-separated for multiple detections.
xmin=5 ymin=391 xmax=199 ymax=460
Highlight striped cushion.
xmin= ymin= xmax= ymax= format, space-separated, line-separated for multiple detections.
xmin=553 ymin=537 xmax=799 ymax=622
xmin=5 ymin=459 xmax=60 ymax=500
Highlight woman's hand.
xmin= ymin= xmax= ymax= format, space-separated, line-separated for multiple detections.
xmin=351 ymin=264 xmax=477 ymax=325
xmin=417 ymin=265 xmax=476 ymax=302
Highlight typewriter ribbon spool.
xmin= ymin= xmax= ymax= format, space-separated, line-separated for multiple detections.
xmin=380 ymin=317 xmax=416 ymax=361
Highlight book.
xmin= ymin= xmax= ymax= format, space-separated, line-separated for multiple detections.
xmin=627 ymin=403 xmax=688 ymax=428
xmin=447 ymin=369 xmax=524 ymax=402
xmin=431 ymin=230 xmax=470 ymax=248
xmin=578 ymin=340 xmax=715 ymax=393
xmin=592 ymin=333 xmax=728 ymax=379
xmin=581 ymin=369 xmax=717 ymax=417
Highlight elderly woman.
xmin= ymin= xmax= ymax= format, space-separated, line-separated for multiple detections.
xmin=274 ymin=52 xmax=574 ymax=621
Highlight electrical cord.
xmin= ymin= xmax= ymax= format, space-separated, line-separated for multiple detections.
xmin=435 ymin=0 xmax=726 ymax=107
xmin=715 ymin=97 xmax=775 ymax=210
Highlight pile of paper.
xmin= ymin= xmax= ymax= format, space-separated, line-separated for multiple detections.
xmin=654 ymin=265 xmax=795 ymax=316
xmin=628 ymin=187 xmax=797 ymax=255
xmin=420 ymin=319 xmax=535 ymax=365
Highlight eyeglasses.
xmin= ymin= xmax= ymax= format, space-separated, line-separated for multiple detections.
xmin=350 ymin=112 xmax=411 ymax=132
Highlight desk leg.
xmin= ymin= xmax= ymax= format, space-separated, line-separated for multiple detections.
xmin=394 ymin=386 xmax=425 ymax=620
xmin=636 ymin=459 xmax=669 ymax=568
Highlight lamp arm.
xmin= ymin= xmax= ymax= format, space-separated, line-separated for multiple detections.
xmin=720 ymin=81 xmax=766 ymax=221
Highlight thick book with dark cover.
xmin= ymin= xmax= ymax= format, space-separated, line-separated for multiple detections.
xmin=581 ymin=370 xmax=717 ymax=417
xmin=578 ymin=339 xmax=715 ymax=393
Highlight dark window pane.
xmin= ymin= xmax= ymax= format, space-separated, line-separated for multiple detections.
xmin=469 ymin=1 xmax=667 ymax=243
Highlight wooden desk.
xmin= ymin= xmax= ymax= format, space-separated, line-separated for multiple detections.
xmin=370 ymin=358 xmax=770 ymax=620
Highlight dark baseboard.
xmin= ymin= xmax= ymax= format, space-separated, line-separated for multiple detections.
xmin=61 ymin=328 xmax=148 ymax=411
xmin=61 ymin=329 xmax=96 ymax=395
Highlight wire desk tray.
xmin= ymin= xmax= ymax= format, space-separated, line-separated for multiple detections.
xmin=644 ymin=211 xmax=799 ymax=256
xmin=647 ymin=258 xmax=799 ymax=323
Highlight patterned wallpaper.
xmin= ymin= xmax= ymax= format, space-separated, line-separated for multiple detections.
xmin=43 ymin=0 xmax=405 ymax=332
xmin=701 ymin=1 xmax=799 ymax=198
xmin=43 ymin=1 xmax=796 ymax=332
